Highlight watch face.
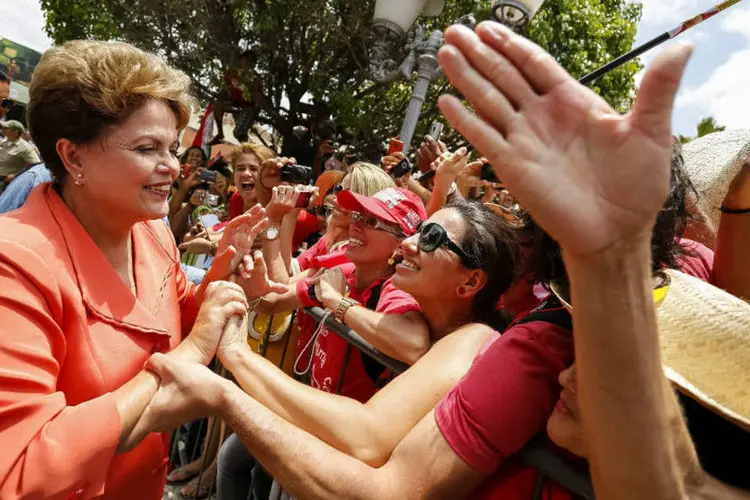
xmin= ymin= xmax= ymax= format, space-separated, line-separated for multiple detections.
xmin=265 ymin=226 xmax=279 ymax=240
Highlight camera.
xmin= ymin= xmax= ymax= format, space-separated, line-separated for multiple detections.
xmin=391 ymin=158 xmax=412 ymax=179
xmin=280 ymin=164 xmax=313 ymax=185
xmin=480 ymin=163 xmax=500 ymax=183
xmin=206 ymin=194 xmax=220 ymax=207
xmin=199 ymin=170 xmax=218 ymax=183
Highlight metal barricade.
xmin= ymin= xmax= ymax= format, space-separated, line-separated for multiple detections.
xmin=304 ymin=306 xmax=596 ymax=500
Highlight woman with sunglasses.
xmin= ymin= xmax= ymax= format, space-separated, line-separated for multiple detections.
xmin=205 ymin=196 xmax=521 ymax=500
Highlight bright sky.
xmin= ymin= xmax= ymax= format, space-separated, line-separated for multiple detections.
xmin=1 ymin=0 xmax=749 ymax=136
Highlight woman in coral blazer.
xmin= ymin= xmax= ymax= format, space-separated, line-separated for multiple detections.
xmin=0 ymin=41 xmax=270 ymax=499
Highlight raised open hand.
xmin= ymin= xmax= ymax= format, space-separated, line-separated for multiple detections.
xmin=438 ymin=22 xmax=693 ymax=257
xmin=233 ymin=251 xmax=287 ymax=302
xmin=213 ymin=204 xmax=268 ymax=274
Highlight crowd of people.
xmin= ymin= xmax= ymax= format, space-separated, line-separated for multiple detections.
xmin=0 ymin=18 xmax=748 ymax=500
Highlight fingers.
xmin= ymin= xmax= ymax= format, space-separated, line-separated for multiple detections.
xmin=438 ymin=94 xmax=514 ymax=175
xmin=212 ymin=244 xmax=238 ymax=274
xmin=438 ymin=44 xmax=516 ymax=134
xmin=470 ymin=21 xmax=571 ymax=95
xmin=239 ymin=255 xmax=254 ymax=280
xmin=269 ymin=281 xmax=287 ymax=294
xmin=445 ymin=23 xmax=536 ymax=110
xmin=145 ymin=352 xmax=170 ymax=378
xmin=632 ymin=42 xmax=693 ymax=143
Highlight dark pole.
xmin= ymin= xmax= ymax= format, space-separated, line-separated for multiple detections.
xmin=579 ymin=0 xmax=745 ymax=86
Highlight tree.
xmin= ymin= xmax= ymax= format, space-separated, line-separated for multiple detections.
xmin=40 ymin=0 xmax=641 ymax=155
xmin=678 ymin=116 xmax=726 ymax=144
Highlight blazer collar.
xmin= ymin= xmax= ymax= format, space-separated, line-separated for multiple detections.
xmin=43 ymin=185 xmax=176 ymax=337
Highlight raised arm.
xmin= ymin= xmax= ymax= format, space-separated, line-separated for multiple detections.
xmin=437 ymin=20 xmax=694 ymax=500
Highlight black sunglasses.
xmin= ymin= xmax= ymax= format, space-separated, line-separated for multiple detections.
xmin=416 ymin=222 xmax=480 ymax=269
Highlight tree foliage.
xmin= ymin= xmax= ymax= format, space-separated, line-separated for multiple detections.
xmin=40 ymin=0 xmax=642 ymax=153
xmin=678 ymin=116 xmax=727 ymax=144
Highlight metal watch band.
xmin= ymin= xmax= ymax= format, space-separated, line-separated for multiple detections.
xmin=334 ymin=297 xmax=359 ymax=323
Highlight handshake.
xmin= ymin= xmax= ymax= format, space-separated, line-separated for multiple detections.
xmin=130 ymin=205 xmax=289 ymax=441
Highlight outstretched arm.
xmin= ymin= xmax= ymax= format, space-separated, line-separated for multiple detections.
xmin=438 ymin=20 xmax=694 ymax=500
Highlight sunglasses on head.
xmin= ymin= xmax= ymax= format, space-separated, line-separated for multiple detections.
xmin=416 ymin=221 xmax=480 ymax=269
xmin=351 ymin=211 xmax=405 ymax=238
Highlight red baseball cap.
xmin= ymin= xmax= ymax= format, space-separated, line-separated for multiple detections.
xmin=337 ymin=187 xmax=426 ymax=236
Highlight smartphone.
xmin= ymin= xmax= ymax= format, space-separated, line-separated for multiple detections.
xmin=200 ymin=170 xmax=218 ymax=183
xmin=181 ymin=164 xmax=192 ymax=179
xmin=428 ymin=122 xmax=444 ymax=142
xmin=388 ymin=139 xmax=404 ymax=155
xmin=480 ymin=163 xmax=500 ymax=183
xmin=295 ymin=191 xmax=312 ymax=208
xmin=199 ymin=213 xmax=221 ymax=229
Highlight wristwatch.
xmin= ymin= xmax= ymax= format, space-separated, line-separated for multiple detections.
xmin=334 ymin=297 xmax=360 ymax=323
xmin=264 ymin=226 xmax=280 ymax=240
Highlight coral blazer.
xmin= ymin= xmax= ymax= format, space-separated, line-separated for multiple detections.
xmin=0 ymin=184 xmax=199 ymax=499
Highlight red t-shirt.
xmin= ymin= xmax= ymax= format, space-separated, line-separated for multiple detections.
xmin=296 ymin=263 xmax=421 ymax=402
xmin=434 ymin=320 xmax=574 ymax=499
xmin=294 ymin=238 xmax=350 ymax=365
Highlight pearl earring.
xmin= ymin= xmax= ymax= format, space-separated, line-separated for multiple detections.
xmin=74 ymin=173 xmax=84 ymax=186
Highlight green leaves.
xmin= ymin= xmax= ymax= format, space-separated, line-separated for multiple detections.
xmin=41 ymin=0 xmax=642 ymax=151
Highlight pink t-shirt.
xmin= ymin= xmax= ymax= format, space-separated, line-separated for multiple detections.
xmin=676 ymin=238 xmax=714 ymax=282
xmin=434 ymin=318 xmax=574 ymax=499
xmin=296 ymin=263 xmax=422 ymax=402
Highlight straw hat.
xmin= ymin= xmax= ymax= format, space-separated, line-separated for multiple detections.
xmin=657 ymin=270 xmax=750 ymax=431
xmin=682 ymin=130 xmax=750 ymax=231
xmin=551 ymin=271 xmax=750 ymax=430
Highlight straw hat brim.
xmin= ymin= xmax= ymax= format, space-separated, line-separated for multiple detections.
xmin=658 ymin=270 xmax=750 ymax=431
xmin=682 ymin=130 xmax=750 ymax=231
xmin=551 ymin=271 xmax=750 ymax=431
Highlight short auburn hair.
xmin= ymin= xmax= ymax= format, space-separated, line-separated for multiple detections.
xmin=28 ymin=40 xmax=193 ymax=184
xmin=228 ymin=142 xmax=277 ymax=167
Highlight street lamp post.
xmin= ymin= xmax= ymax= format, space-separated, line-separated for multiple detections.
xmin=369 ymin=0 xmax=545 ymax=153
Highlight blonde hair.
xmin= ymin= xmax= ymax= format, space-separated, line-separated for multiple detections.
xmin=28 ymin=40 xmax=193 ymax=183
xmin=342 ymin=162 xmax=395 ymax=196
xmin=228 ymin=142 xmax=277 ymax=167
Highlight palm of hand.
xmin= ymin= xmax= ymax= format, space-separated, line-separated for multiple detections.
xmin=237 ymin=268 xmax=275 ymax=300
xmin=218 ymin=210 xmax=266 ymax=270
xmin=497 ymin=82 xmax=671 ymax=256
